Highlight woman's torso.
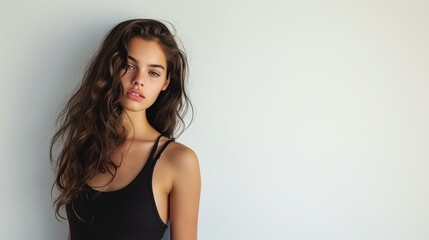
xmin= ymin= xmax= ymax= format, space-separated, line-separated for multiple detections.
xmin=66 ymin=135 xmax=174 ymax=240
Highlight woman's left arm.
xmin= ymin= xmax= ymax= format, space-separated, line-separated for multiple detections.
xmin=169 ymin=147 xmax=201 ymax=240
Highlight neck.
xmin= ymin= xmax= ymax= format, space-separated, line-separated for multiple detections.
xmin=122 ymin=110 xmax=158 ymax=140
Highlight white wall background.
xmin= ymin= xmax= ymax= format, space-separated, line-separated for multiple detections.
xmin=1 ymin=0 xmax=428 ymax=239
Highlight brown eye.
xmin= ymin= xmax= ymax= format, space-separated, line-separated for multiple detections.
xmin=127 ymin=64 xmax=136 ymax=71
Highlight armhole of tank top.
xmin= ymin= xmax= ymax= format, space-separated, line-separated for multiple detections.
xmin=148 ymin=138 xmax=174 ymax=228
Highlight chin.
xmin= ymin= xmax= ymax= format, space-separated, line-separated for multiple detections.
xmin=122 ymin=106 xmax=147 ymax=112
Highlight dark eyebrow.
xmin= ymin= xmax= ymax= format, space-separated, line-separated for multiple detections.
xmin=148 ymin=64 xmax=166 ymax=70
xmin=128 ymin=55 xmax=166 ymax=70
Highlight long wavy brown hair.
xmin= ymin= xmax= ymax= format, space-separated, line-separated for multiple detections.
xmin=50 ymin=19 xmax=193 ymax=219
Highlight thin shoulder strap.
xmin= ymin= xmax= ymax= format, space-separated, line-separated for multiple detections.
xmin=154 ymin=137 xmax=175 ymax=160
xmin=147 ymin=134 xmax=164 ymax=161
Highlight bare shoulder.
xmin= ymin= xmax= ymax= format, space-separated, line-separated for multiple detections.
xmin=163 ymin=141 xmax=201 ymax=239
xmin=163 ymin=141 xmax=200 ymax=172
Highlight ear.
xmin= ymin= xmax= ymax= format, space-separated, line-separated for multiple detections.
xmin=161 ymin=75 xmax=170 ymax=91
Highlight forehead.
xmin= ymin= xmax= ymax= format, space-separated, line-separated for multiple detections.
xmin=127 ymin=37 xmax=167 ymax=65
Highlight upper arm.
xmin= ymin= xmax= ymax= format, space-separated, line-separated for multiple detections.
xmin=169 ymin=146 xmax=201 ymax=240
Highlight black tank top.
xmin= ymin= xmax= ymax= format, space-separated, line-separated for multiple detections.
xmin=66 ymin=135 xmax=174 ymax=240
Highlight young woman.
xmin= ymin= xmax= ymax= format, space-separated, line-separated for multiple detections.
xmin=50 ymin=19 xmax=201 ymax=240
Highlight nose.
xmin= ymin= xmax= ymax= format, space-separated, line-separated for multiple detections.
xmin=132 ymin=79 xmax=144 ymax=86
xmin=131 ymin=72 xmax=145 ymax=87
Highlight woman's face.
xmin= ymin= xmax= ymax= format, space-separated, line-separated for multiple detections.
xmin=119 ymin=37 xmax=170 ymax=113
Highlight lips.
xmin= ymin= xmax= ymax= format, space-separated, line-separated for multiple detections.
xmin=126 ymin=89 xmax=145 ymax=100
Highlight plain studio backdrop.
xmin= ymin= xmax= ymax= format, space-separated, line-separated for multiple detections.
xmin=1 ymin=0 xmax=428 ymax=239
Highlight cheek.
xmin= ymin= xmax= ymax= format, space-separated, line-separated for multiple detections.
xmin=120 ymin=77 xmax=127 ymax=86
xmin=144 ymin=83 xmax=165 ymax=100
xmin=120 ymin=73 xmax=132 ymax=86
